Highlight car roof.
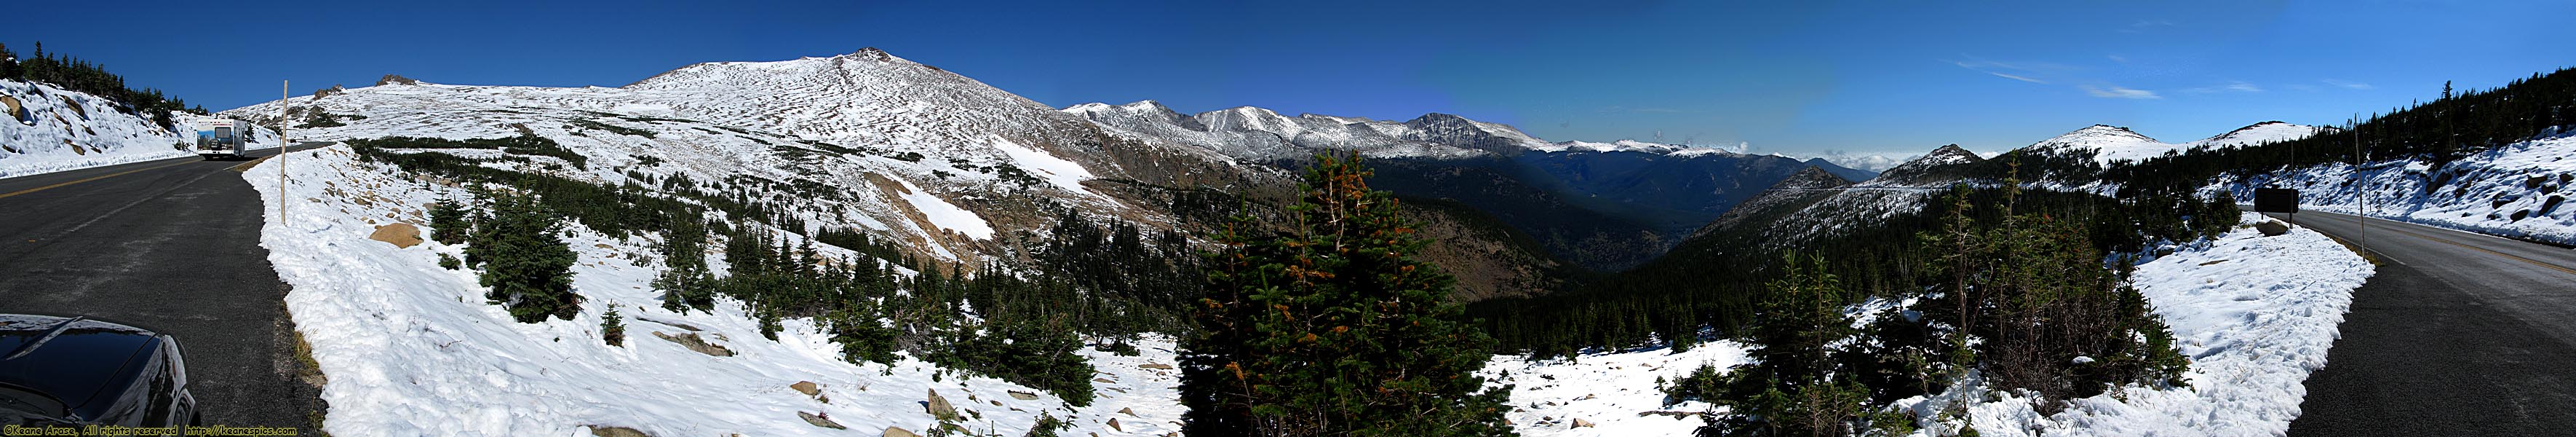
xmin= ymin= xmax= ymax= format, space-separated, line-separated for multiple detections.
xmin=0 ymin=315 xmax=163 ymax=419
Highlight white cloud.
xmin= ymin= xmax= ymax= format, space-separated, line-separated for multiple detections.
xmin=1985 ymin=71 xmax=2047 ymax=84
xmin=1951 ymin=59 xmax=2056 ymax=84
xmin=2083 ymin=84 xmax=2162 ymax=99
xmin=2322 ymin=79 xmax=2374 ymax=90
xmin=2184 ymin=81 xmax=2263 ymax=93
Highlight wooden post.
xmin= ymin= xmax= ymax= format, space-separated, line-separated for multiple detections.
xmin=2359 ymin=114 xmax=2369 ymax=254
xmin=280 ymin=80 xmax=288 ymax=227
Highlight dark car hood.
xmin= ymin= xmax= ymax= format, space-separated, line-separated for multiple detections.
xmin=0 ymin=315 xmax=159 ymax=419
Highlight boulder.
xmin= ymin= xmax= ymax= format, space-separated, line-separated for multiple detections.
xmin=1572 ymin=417 xmax=1594 ymax=428
xmin=925 ymin=389 xmax=957 ymax=420
xmin=1138 ymin=363 xmax=1173 ymax=370
xmin=797 ymin=412 xmax=845 ymax=430
xmin=369 ymin=223 xmax=422 ymax=248
xmin=378 ymin=74 xmax=421 ymax=86
xmin=883 ymin=427 xmax=920 ymax=437
xmin=791 ymin=381 xmax=821 ymax=397
xmin=1106 ymin=418 xmax=1122 ymax=432
xmin=651 ymin=331 xmax=734 ymax=356
xmin=1118 ymin=407 xmax=1137 ymax=417
xmin=2257 ymin=219 xmax=2290 ymax=237
xmin=588 ymin=426 xmax=650 ymax=437
xmin=1008 ymin=390 xmax=1039 ymax=401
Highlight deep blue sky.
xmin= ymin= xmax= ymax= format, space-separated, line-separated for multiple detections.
xmin=12 ymin=0 xmax=2572 ymax=156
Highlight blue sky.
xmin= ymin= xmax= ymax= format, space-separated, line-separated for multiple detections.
xmin=11 ymin=0 xmax=2573 ymax=156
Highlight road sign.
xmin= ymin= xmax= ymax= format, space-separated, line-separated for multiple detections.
xmin=2254 ymin=188 xmax=2299 ymax=214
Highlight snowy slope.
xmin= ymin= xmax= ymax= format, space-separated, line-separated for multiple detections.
xmin=2027 ymin=122 xmax=2323 ymax=166
xmin=2027 ymin=125 xmax=2177 ymax=165
xmin=1485 ymin=342 xmax=1751 ymax=436
xmin=2182 ymin=121 xmax=2327 ymax=149
xmin=1 ymin=79 xmax=277 ymax=178
xmin=1898 ymin=213 xmax=2373 ymax=436
xmin=2211 ymin=127 xmax=2576 ymax=245
xmin=247 ymin=148 xmax=1190 ymax=436
xmin=223 ymin=49 xmax=1279 ymax=266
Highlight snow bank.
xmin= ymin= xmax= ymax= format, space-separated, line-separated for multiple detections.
xmin=0 ymin=79 xmax=277 ymax=178
xmin=2215 ymin=128 xmax=2576 ymax=245
xmin=249 ymin=146 xmax=1179 ymax=436
xmin=1899 ymin=212 xmax=2374 ymax=436
xmin=1483 ymin=342 xmax=1749 ymax=436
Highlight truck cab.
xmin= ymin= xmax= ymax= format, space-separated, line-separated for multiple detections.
xmin=188 ymin=119 xmax=253 ymax=160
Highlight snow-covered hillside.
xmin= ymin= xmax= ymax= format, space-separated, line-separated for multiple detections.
xmin=2213 ymin=127 xmax=2576 ymax=245
xmin=2028 ymin=122 xmax=2323 ymax=166
xmin=248 ymin=147 xmax=1193 ymax=436
xmin=223 ymin=49 xmax=1279 ymax=266
xmin=1 ymin=79 xmax=277 ymax=178
xmin=1898 ymin=213 xmax=2372 ymax=436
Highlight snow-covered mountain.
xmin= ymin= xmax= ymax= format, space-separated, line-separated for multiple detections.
xmin=2183 ymin=121 xmax=2329 ymax=149
xmin=1066 ymin=100 xmax=1562 ymax=160
xmin=2 ymin=79 xmax=278 ymax=177
xmin=2026 ymin=122 xmax=2323 ymax=166
xmin=226 ymin=49 xmax=1287 ymax=267
xmin=2025 ymin=125 xmax=2176 ymax=165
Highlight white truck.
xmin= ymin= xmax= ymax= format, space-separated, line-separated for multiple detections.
xmin=188 ymin=119 xmax=254 ymax=160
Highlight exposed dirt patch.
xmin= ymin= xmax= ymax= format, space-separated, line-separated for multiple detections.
xmin=368 ymin=223 xmax=422 ymax=248
xmin=0 ymin=95 xmax=21 ymax=123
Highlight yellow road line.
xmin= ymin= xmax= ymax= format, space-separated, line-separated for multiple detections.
xmin=2339 ymin=214 xmax=2576 ymax=277
xmin=0 ymin=160 xmax=202 ymax=200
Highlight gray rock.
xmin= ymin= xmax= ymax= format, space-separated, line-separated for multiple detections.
xmin=925 ymin=389 xmax=957 ymax=420
xmin=797 ymin=412 xmax=845 ymax=430
xmin=652 ymin=331 xmax=734 ymax=356
xmin=589 ymin=425 xmax=650 ymax=437
xmin=1008 ymin=390 xmax=1039 ymax=401
xmin=2257 ymin=220 xmax=2290 ymax=237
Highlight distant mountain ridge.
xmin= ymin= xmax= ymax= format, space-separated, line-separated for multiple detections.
xmin=1067 ymin=99 xmax=1876 ymax=272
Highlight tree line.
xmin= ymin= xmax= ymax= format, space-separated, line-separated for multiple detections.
xmin=1 ymin=42 xmax=204 ymax=128
xmin=2112 ymin=66 xmax=2576 ymax=197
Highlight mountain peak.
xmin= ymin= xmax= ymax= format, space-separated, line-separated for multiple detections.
xmin=1771 ymin=165 xmax=1856 ymax=191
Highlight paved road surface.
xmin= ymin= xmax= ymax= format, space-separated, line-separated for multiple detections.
xmin=2279 ymin=210 xmax=2576 ymax=436
xmin=0 ymin=145 xmax=327 ymax=433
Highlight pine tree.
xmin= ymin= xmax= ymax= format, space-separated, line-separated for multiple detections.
xmin=473 ymin=191 xmax=582 ymax=323
xmin=1180 ymin=152 xmax=1513 ymax=437
xmin=427 ymin=197 xmax=472 ymax=245
xmin=1703 ymin=253 xmax=1902 ymax=436
xmin=602 ymin=305 xmax=626 ymax=347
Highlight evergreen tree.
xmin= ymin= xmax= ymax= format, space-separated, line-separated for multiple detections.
xmin=472 ymin=191 xmax=582 ymax=323
xmin=602 ymin=305 xmax=626 ymax=347
xmin=1180 ymin=152 xmax=1514 ymax=437
xmin=427 ymin=197 xmax=472 ymax=245
xmin=1702 ymin=253 xmax=1904 ymax=436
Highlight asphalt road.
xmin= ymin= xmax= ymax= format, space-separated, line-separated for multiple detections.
xmin=2277 ymin=210 xmax=2576 ymax=436
xmin=0 ymin=144 xmax=327 ymax=433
